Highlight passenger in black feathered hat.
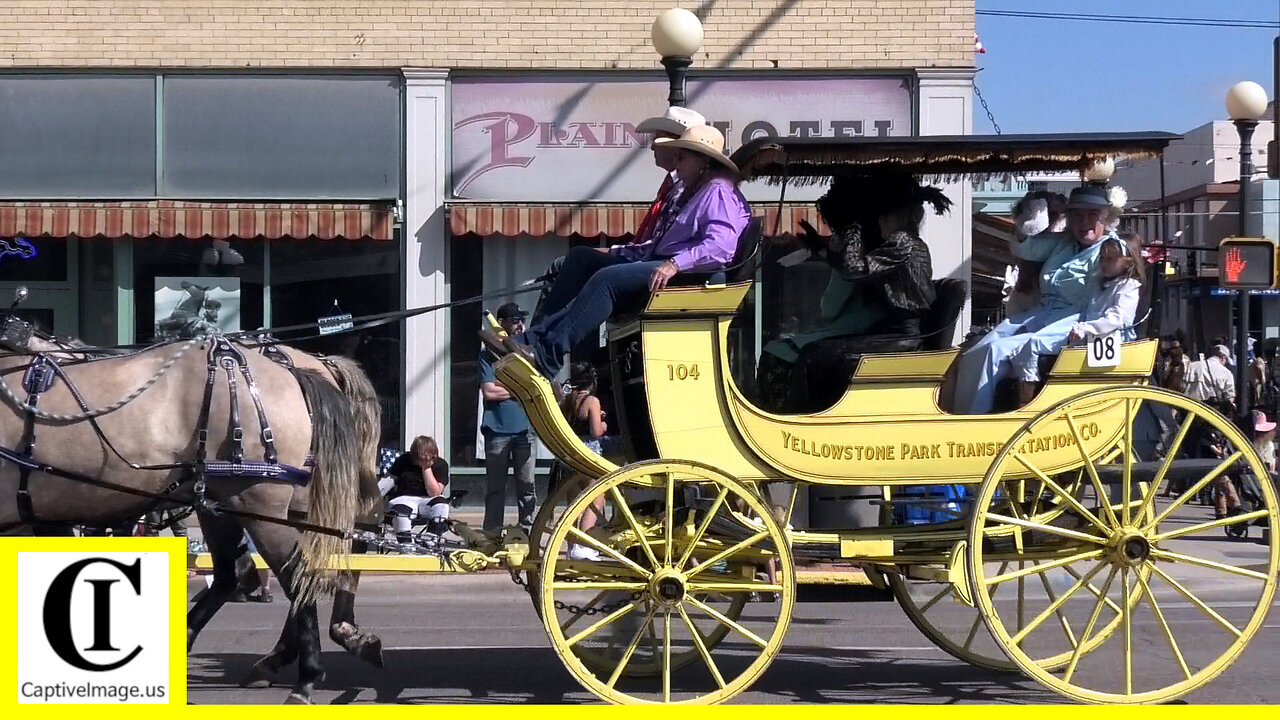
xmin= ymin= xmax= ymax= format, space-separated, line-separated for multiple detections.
xmin=756 ymin=170 xmax=952 ymax=411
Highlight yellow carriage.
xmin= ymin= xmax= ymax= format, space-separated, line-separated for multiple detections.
xmin=491 ymin=133 xmax=1280 ymax=704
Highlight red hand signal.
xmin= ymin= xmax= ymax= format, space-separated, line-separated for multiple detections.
xmin=1225 ymin=247 xmax=1247 ymax=283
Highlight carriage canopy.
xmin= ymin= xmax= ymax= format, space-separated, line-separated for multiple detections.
xmin=730 ymin=131 xmax=1181 ymax=184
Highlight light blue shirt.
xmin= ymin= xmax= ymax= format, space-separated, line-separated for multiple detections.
xmin=1010 ymin=230 xmax=1114 ymax=312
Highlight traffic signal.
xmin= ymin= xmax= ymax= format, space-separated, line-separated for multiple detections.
xmin=1218 ymin=237 xmax=1277 ymax=289
xmin=1269 ymin=139 xmax=1279 ymax=179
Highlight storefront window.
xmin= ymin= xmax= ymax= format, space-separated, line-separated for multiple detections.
xmin=448 ymin=233 xmax=580 ymax=468
xmin=269 ymin=237 xmax=402 ymax=447
xmin=132 ymin=237 xmax=264 ymax=343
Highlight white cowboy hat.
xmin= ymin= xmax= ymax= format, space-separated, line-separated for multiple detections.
xmin=653 ymin=124 xmax=737 ymax=173
xmin=635 ymin=106 xmax=707 ymax=136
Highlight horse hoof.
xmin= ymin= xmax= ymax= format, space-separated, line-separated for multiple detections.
xmin=283 ymin=692 xmax=312 ymax=705
xmin=329 ymin=621 xmax=356 ymax=647
xmin=357 ymin=636 xmax=384 ymax=669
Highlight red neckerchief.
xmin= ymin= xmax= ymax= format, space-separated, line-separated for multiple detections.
xmin=631 ymin=174 xmax=675 ymax=245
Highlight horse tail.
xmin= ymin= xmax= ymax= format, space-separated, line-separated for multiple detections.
xmin=319 ymin=355 xmax=383 ymax=522
xmin=290 ymin=368 xmax=360 ymax=604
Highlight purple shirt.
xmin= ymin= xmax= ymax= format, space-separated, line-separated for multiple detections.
xmin=614 ymin=176 xmax=750 ymax=271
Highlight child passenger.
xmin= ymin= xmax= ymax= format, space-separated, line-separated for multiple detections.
xmin=1010 ymin=232 xmax=1145 ymax=405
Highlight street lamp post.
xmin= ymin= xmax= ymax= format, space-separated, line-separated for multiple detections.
xmin=651 ymin=8 xmax=703 ymax=108
xmin=1227 ymin=80 xmax=1269 ymax=418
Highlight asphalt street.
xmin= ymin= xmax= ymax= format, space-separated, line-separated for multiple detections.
xmin=187 ymin=567 xmax=1280 ymax=705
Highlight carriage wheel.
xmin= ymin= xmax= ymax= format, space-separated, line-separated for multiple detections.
xmin=971 ymin=386 xmax=1280 ymax=703
xmin=539 ymin=459 xmax=793 ymax=704
xmin=890 ymin=469 xmax=1143 ymax=673
xmin=888 ymin=564 xmax=1018 ymax=672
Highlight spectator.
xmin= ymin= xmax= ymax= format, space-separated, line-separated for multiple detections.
xmin=1253 ymin=411 xmax=1276 ymax=476
xmin=384 ymin=435 xmax=451 ymax=542
xmin=1185 ymin=344 xmax=1236 ymax=415
xmin=558 ymin=362 xmax=608 ymax=561
xmin=479 ymin=302 xmax=537 ymax=536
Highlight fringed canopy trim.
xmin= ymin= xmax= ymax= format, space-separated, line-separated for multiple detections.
xmin=731 ymin=132 xmax=1180 ymax=184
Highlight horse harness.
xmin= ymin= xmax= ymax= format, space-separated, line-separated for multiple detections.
xmin=1 ymin=335 xmax=313 ymax=528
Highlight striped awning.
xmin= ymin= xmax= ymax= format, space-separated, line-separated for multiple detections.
xmin=0 ymin=201 xmax=396 ymax=241
xmin=447 ymin=203 xmax=829 ymax=238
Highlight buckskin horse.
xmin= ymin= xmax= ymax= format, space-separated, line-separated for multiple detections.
xmin=0 ymin=311 xmax=364 ymax=704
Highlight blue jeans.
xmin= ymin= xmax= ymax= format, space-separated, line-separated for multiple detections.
xmin=483 ymin=431 xmax=536 ymax=534
xmin=526 ymin=245 xmax=664 ymax=377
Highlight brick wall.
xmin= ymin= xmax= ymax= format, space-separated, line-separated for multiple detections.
xmin=0 ymin=0 xmax=973 ymax=69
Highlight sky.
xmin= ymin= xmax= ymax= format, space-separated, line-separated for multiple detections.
xmin=974 ymin=0 xmax=1278 ymax=134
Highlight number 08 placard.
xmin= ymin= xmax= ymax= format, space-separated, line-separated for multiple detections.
xmin=1086 ymin=330 xmax=1123 ymax=368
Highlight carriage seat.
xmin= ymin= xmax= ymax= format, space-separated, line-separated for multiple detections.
xmin=801 ymin=278 xmax=968 ymax=411
xmin=835 ymin=278 xmax=970 ymax=369
xmin=666 ymin=216 xmax=764 ymax=288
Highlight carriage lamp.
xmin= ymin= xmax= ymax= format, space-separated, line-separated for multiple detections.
xmin=1226 ymin=80 xmax=1269 ymax=418
xmin=651 ymin=7 xmax=703 ymax=108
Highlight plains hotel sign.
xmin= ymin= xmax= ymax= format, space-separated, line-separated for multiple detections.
xmin=450 ymin=76 xmax=912 ymax=202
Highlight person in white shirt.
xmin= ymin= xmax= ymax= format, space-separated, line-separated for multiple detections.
xmin=1009 ymin=232 xmax=1145 ymax=406
xmin=1185 ymin=344 xmax=1237 ymax=415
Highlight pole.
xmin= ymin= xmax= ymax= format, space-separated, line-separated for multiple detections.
xmin=660 ymin=56 xmax=692 ymax=108
xmin=1235 ymin=118 xmax=1258 ymax=419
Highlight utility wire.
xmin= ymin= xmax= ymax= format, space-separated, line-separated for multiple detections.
xmin=976 ymin=9 xmax=1279 ymax=29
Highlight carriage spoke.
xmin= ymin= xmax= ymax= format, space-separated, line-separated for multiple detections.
xmin=645 ymin=604 xmax=663 ymax=667
xmin=566 ymin=599 xmax=643 ymax=648
xmin=1137 ymin=412 xmax=1196 ymax=521
xmin=610 ymin=486 xmax=659 ymax=569
xmin=1148 ymin=548 xmax=1270 ymax=582
xmin=984 ymin=550 xmax=1104 ymax=585
xmin=677 ymin=487 xmax=728 ymax=571
xmin=916 ymin=583 xmax=953 ymax=614
xmin=962 ymin=612 xmax=984 ymax=652
xmin=552 ymin=581 xmax=647 ymax=591
xmin=1016 ymin=568 xmax=1026 ymax=636
xmin=1151 ymin=510 xmax=1271 ymax=541
xmin=662 ymin=610 xmax=672 ymax=702
xmin=605 ymin=604 xmax=658 ymax=688
xmin=1145 ymin=452 xmax=1242 ymax=531
xmin=984 ymin=512 xmax=1108 ymax=546
xmin=1137 ymin=566 xmax=1192 ymax=680
xmin=1063 ymin=565 xmax=1118 ymax=683
xmin=688 ymin=581 xmax=784 ymax=593
xmin=664 ymin=472 xmax=675 ymax=566
xmin=567 ymin=527 xmax=652 ymax=578
xmin=1013 ymin=453 xmax=1109 ymax=534
xmin=1148 ymin=564 xmax=1244 ymax=637
xmin=686 ymin=596 xmax=769 ymax=648
xmin=1122 ymin=400 xmax=1136 ymax=526
xmin=684 ymin=531 xmax=771 ymax=579
xmin=1122 ymin=567 xmax=1133 ymax=695
xmin=1065 ymin=412 xmax=1121 ymax=528
xmin=1062 ymin=563 xmax=1125 ymax=616
xmin=1011 ymin=561 xmax=1099 ymax=649
xmin=678 ymin=605 xmax=726 ymax=689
